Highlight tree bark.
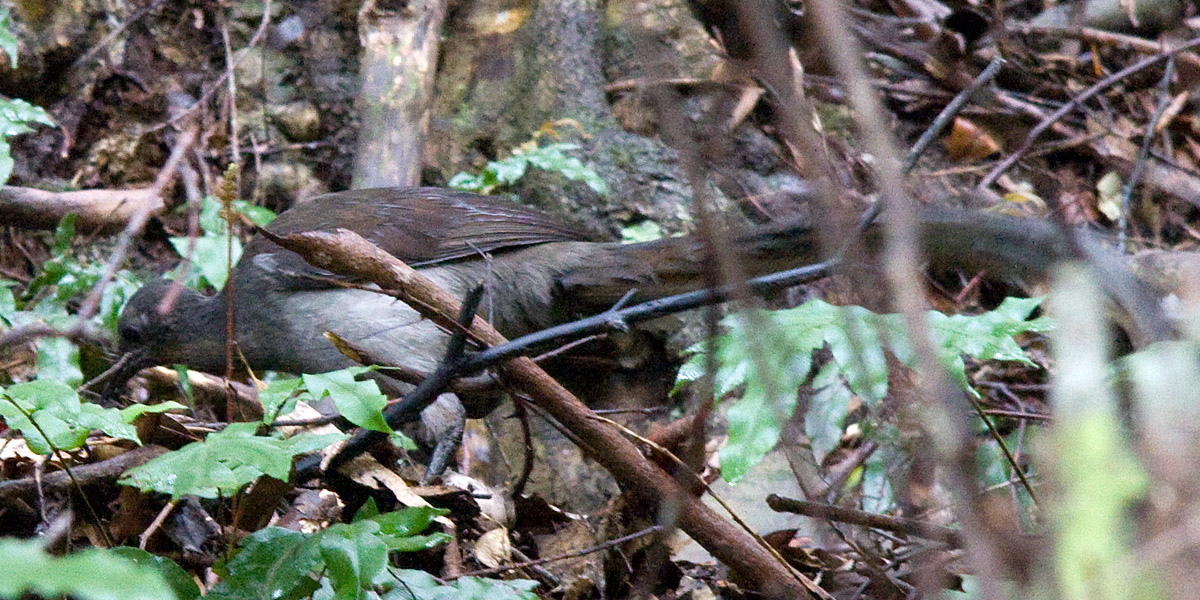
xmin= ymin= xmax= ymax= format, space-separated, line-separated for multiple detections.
xmin=0 ymin=185 xmax=164 ymax=232
xmin=352 ymin=0 xmax=449 ymax=188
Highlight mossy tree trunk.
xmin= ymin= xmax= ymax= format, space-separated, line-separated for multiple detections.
xmin=428 ymin=0 xmax=702 ymax=236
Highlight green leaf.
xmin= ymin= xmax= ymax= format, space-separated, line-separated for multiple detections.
xmin=52 ymin=213 xmax=77 ymax=253
xmin=681 ymin=298 xmax=1050 ymax=481
xmin=710 ymin=310 xmax=814 ymax=482
xmin=0 ymin=539 xmax=174 ymax=600
xmin=620 ymin=220 xmax=664 ymax=243
xmin=303 ymin=370 xmax=392 ymax=433
xmin=361 ymin=504 xmax=446 ymax=536
xmin=0 ymin=96 xmax=53 ymax=185
xmin=198 ymin=196 xmax=227 ymax=233
xmin=804 ymin=363 xmax=853 ymax=462
xmin=35 ymin=335 xmax=82 ymax=387
xmin=486 ymin=155 xmax=528 ymax=186
xmin=0 ymin=97 xmax=53 ymax=138
xmin=384 ymin=569 xmax=540 ymax=600
xmin=232 ymin=199 xmax=278 ymax=227
xmin=0 ymin=379 xmax=137 ymax=453
xmin=169 ymin=234 xmax=241 ymax=291
xmin=448 ymin=171 xmax=484 ymax=192
xmin=861 ymin=444 xmax=897 ymax=514
xmin=120 ymin=422 xmax=346 ymax=498
xmin=208 ymin=510 xmax=494 ymax=600
xmin=119 ymin=401 xmax=188 ymax=421
xmin=109 ymin=547 xmax=202 ymax=600
xmin=320 ymin=524 xmax=390 ymax=598
xmin=259 ymin=377 xmax=307 ymax=423
xmin=207 ymin=527 xmax=323 ymax=600
xmin=361 ymin=506 xmax=451 ymax=551
xmin=448 ymin=139 xmax=607 ymax=196
xmin=0 ymin=139 xmax=12 ymax=186
xmin=0 ymin=8 xmax=17 ymax=67
xmin=167 ymin=197 xmax=272 ymax=291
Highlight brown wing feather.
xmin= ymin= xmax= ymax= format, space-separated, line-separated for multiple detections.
xmin=244 ymin=187 xmax=592 ymax=283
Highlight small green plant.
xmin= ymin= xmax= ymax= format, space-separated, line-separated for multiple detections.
xmin=0 ymin=8 xmax=53 ymax=186
xmin=677 ymin=296 xmax=1052 ymax=482
xmin=25 ymin=214 xmax=144 ymax=333
xmin=119 ymin=365 xmax=420 ymax=499
xmin=169 ymin=197 xmax=276 ymax=290
xmin=1 ymin=216 xmax=144 ymax=386
xmin=0 ymin=378 xmax=182 ymax=454
xmin=301 ymin=367 xmax=393 ymax=433
xmin=204 ymin=503 xmax=538 ymax=600
xmin=450 ymin=139 xmax=608 ymax=196
xmin=120 ymin=421 xmax=344 ymax=499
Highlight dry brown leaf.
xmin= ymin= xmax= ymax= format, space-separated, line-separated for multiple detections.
xmin=473 ymin=527 xmax=513 ymax=568
xmin=943 ymin=117 xmax=1000 ymax=162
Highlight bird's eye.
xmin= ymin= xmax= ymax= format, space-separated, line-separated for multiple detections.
xmin=118 ymin=322 xmax=142 ymax=345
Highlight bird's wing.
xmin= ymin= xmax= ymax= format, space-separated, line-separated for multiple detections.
xmin=244 ymin=187 xmax=594 ymax=287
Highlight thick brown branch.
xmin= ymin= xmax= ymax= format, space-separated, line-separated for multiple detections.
xmin=0 ymin=185 xmax=165 ymax=232
xmin=266 ymin=227 xmax=818 ymax=599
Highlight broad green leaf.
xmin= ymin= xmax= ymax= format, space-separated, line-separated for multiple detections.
xmin=35 ymin=335 xmax=82 ymax=387
xmin=0 ymin=539 xmax=174 ymax=600
xmin=169 ymin=234 xmax=240 ymax=291
xmin=320 ymin=523 xmax=390 ymax=598
xmin=303 ymin=370 xmax=391 ymax=433
xmin=259 ymin=377 xmax=307 ymax=423
xmin=207 ymin=527 xmax=323 ymax=600
xmin=232 ymin=199 xmax=277 ymax=226
xmin=120 ymin=401 xmax=188 ymax=421
xmin=0 ymin=98 xmax=53 ymax=137
xmin=120 ymin=422 xmax=345 ymax=498
xmin=167 ymin=197 xmax=273 ymax=291
xmin=385 ymin=569 xmax=539 ymax=600
xmin=0 ymin=379 xmax=136 ymax=453
xmin=358 ymin=504 xmax=444 ymax=534
xmin=0 ymin=97 xmax=52 ymax=185
xmin=362 ymin=506 xmax=451 ymax=551
xmin=110 ymin=547 xmax=201 ymax=600
xmin=804 ymin=363 xmax=853 ymax=462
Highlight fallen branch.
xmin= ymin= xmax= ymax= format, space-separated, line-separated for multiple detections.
xmin=0 ymin=444 xmax=168 ymax=500
xmin=0 ymin=185 xmax=165 ymax=232
xmin=766 ymin=494 xmax=963 ymax=546
xmin=267 ymin=227 xmax=820 ymax=600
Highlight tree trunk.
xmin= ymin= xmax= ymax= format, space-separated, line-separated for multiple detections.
xmin=352 ymin=0 xmax=449 ymax=188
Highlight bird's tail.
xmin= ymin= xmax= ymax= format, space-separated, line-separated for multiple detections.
xmin=552 ymin=208 xmax=1167 ymax=342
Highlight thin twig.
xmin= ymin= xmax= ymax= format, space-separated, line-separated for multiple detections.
xmin=456 ymin=526 xmax=664 ymax=579
xmin=903 ymin=55 xmax=1005 ymax=174
xmin=147 ymin=0 xmax=273 ymax=133
xmin=70 ymin=0 xmax=170 ymax=72
xmin=979 ymin=36 xmax=1200 ymax=190
xmin=967 ymin=395 xmax=1040 ymax=505
xmin=766 ymin=495 xmax=963 ymax=546
xmin=1015 ymin=24 xmax=1200 ymax=71
xmin=1119 ymin=56 xmax=1175 ymax=248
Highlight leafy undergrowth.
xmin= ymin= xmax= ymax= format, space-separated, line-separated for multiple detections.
xmin=5 ymin=0 xmax=1200 ymax=597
